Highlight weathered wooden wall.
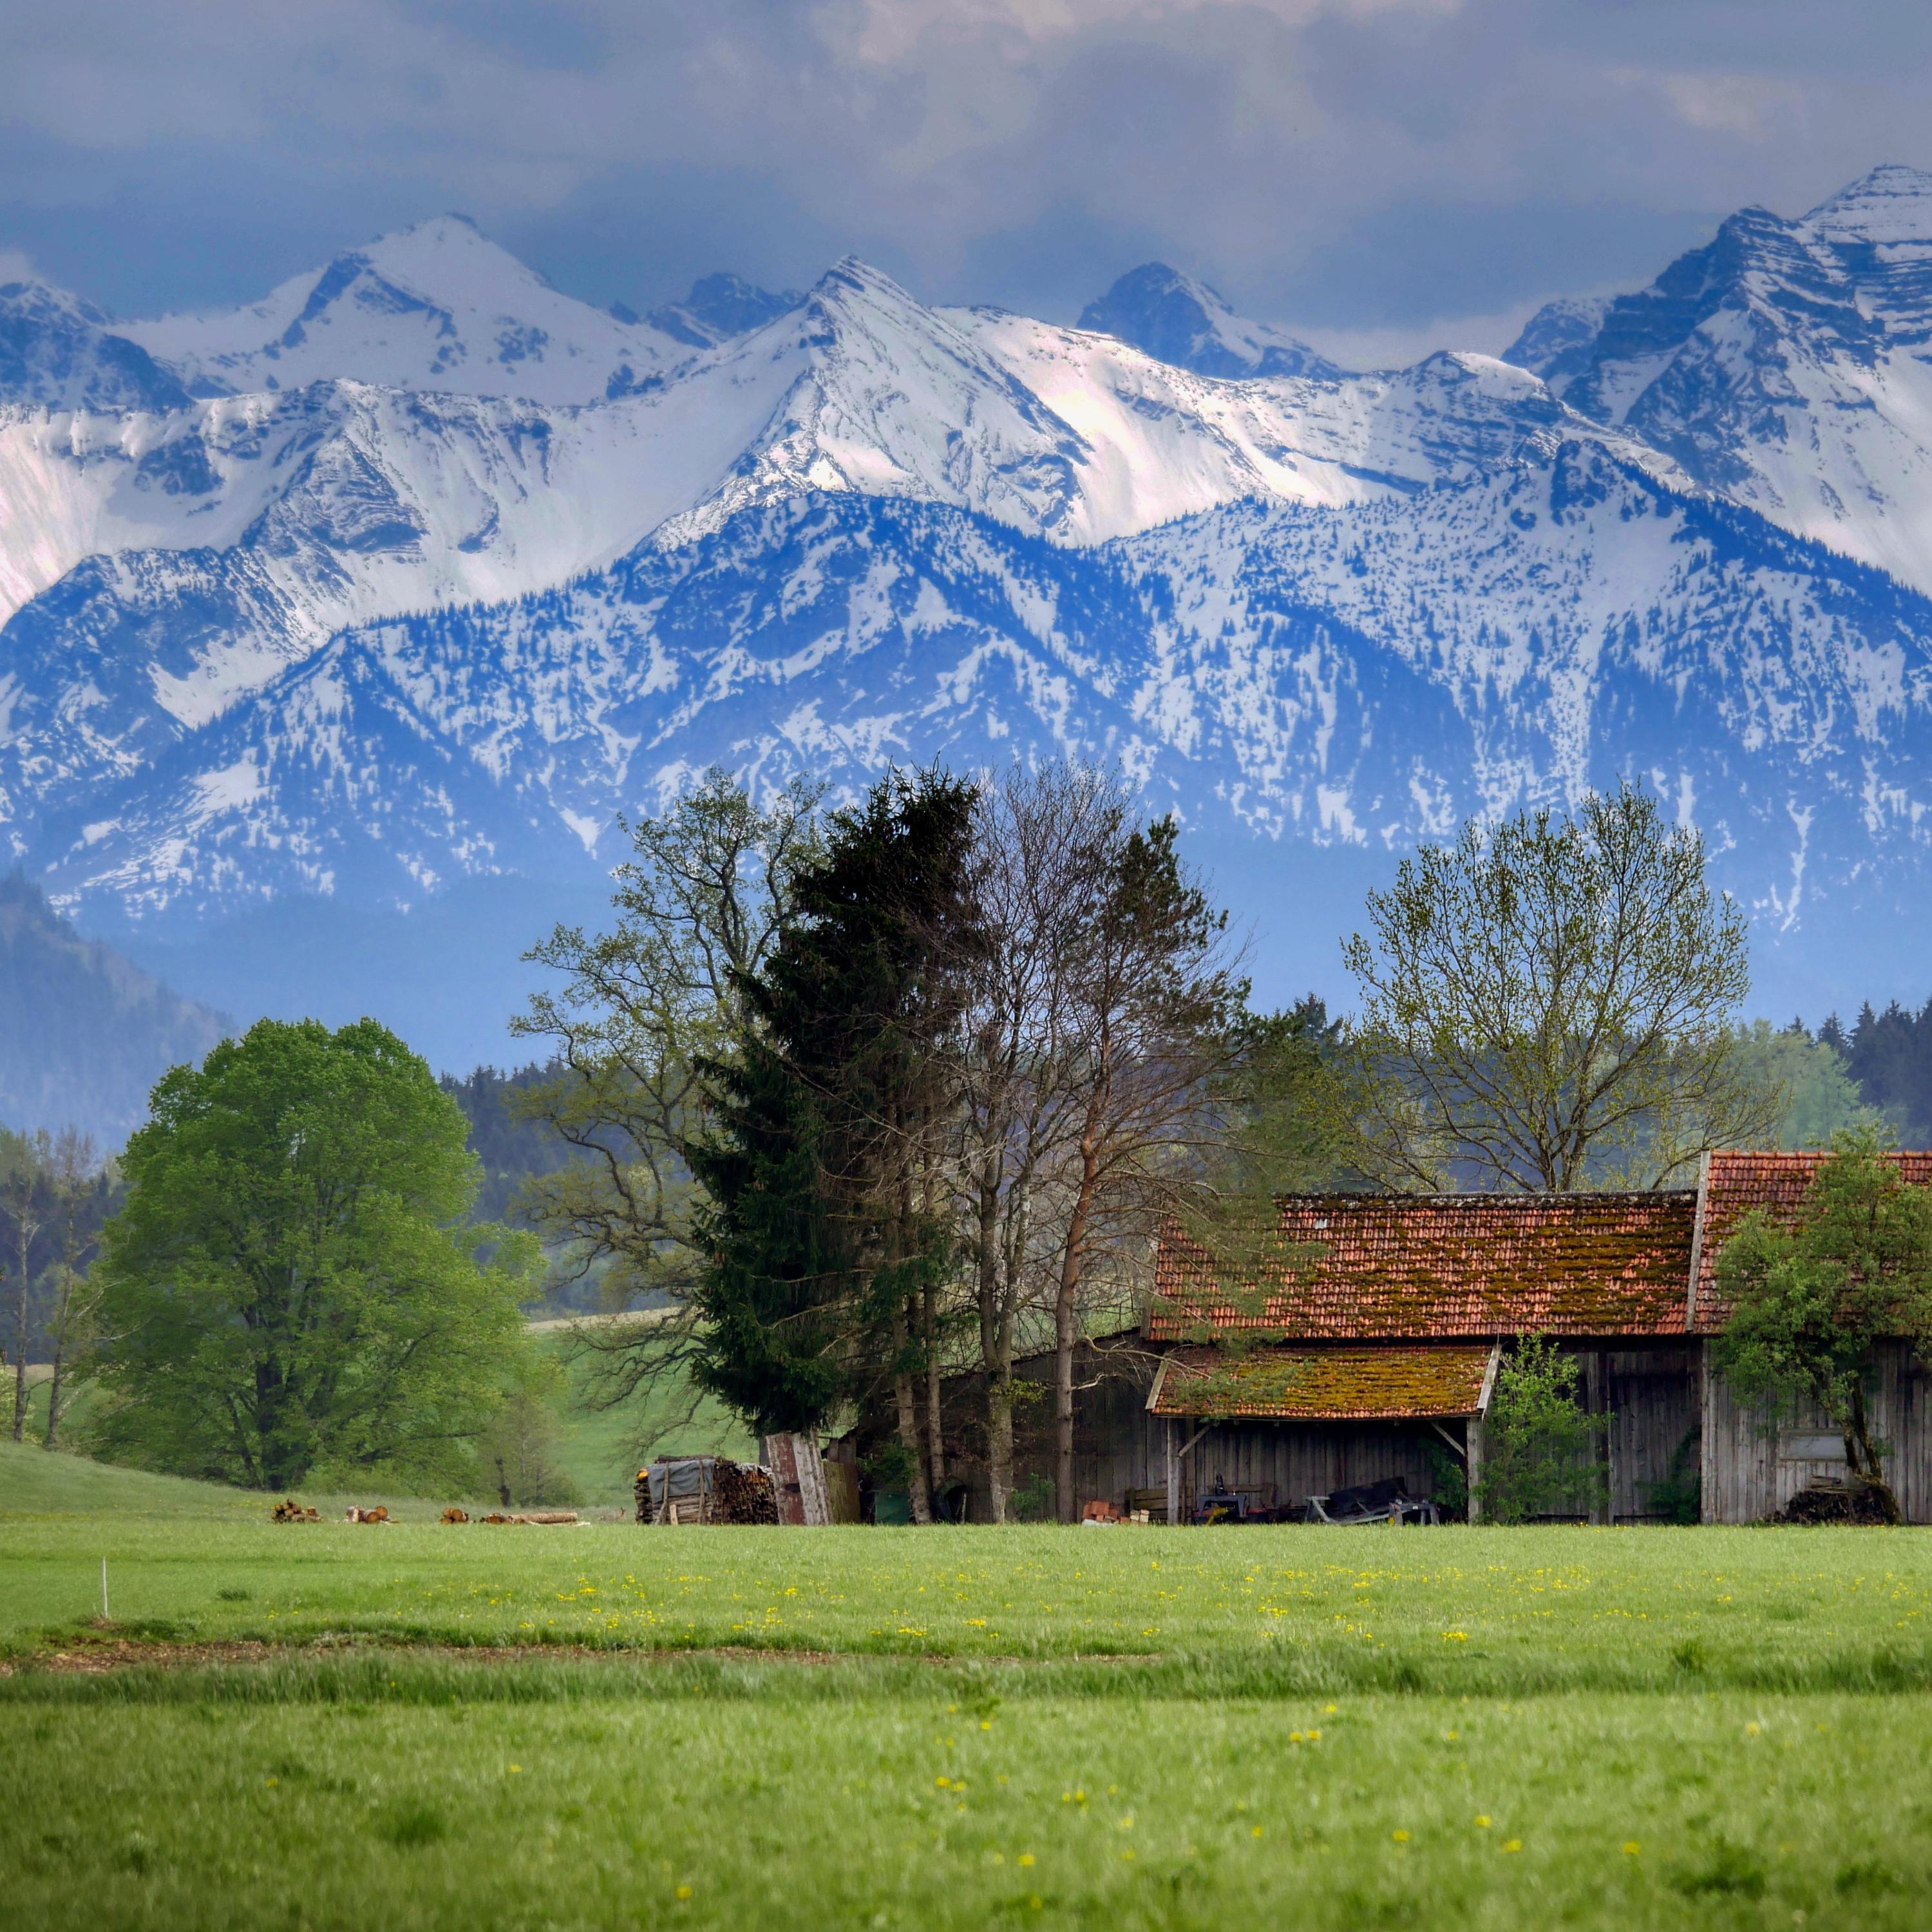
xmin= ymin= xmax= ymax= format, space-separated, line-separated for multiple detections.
xmin=1603 ymin=1348 xmax=1700 ymax=1522
xmin=966 ymin=1339 xmax=1707 ymax=1521
xmin=1701 ymin=1341 xmax=1932 ymax=1524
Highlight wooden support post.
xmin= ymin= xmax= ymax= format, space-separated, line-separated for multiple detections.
xmin=1165 ymin=1418 xmax=1179 ymax=1528
xmin=1466 ymin=1416 xmax=1484 ymax=1524
xmin=1585 ymin=1351 xmax=1606 ymax=1526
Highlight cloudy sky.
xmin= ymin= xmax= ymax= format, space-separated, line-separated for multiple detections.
xmin=6 ymin=0 xmax=1931 ymax=363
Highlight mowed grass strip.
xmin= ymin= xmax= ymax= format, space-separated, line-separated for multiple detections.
xmin=4 ymin=1689 xmax=1929 ymax=1931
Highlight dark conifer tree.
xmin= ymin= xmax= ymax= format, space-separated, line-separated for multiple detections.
xmin=687 ymin=771 xmax=981 ymax=1483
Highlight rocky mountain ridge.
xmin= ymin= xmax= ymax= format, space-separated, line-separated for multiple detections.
xmin=3 ymin=173 xmax=1932 ymax=1063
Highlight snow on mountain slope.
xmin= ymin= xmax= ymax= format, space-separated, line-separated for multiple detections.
xmin=1077 ymin=264 xmax=1346 ymax=381
xmin=50 ymin=439 xmax=1932 ymax=950
xmin=645 ymin=272 xmax=801 ymax=348
xmin=1508 ymin=167 xmax=1932 ymax=594
xmin=121 ymin=215 xmax=691 ymax=405
xmin=651 ymin=259 xmax=1673 ymax=549
xmin=0 ymin=367 xmax=813 ymax=828
xmin=0 ymin=279 xmax=193 ymax=417
xmin=0 ymin=252 xmax=1698 ymax=874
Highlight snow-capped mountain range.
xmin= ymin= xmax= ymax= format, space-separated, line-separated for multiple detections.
xmin=5 ymin=173 xmax=1932 ymax=1059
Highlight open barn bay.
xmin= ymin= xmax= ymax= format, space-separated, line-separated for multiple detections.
xmin=5 ymin=1447 xmax=1932 ymax=1929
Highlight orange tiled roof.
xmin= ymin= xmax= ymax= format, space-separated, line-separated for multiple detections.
xmin=1690 ymin=1150 xmax=1932 ymax=1331
xmin=1148 ymin=1343 xmax=1495 ymax=1419
xmin=1148 ymin=1191 xmax=1698 ymax=1341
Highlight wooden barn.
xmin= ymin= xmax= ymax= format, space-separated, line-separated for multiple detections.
xmin=972 ymin=1152 xmax=1932 ymax=1525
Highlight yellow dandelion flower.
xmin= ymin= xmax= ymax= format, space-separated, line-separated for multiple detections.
xmin=1502 ymin=1839 xmax=1522 ymax=1853
xmin=1623 ymin=1841 xmax=1641 ymax=1856
xmin=1018 ymin=1853 xmax=1035 ymax=1868
xmin=1474 ymin=1815 xmax=1492 ymax=1828
xmin=1392 ymin=1830 xmax=1410 ymax=1843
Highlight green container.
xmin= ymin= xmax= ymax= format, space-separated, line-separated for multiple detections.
xmin=873 ymin=1489 xmax=913 ymax=1526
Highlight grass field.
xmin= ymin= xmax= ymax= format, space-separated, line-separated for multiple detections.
xmin=5 ymin=1443 xmax=1932 ymax=1929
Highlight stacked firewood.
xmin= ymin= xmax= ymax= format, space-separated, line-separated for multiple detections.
xmin=270 ymin=1499 xmax=319 ymax=1522
xmin=712 ymin=1459 xmax=779 ymax=1525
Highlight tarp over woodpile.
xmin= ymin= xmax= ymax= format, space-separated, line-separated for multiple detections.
xmin=1146 ymin=1344 xmax=1498 ymax=1420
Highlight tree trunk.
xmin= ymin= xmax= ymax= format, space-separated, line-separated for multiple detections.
xmin=1052 ymin=1134 xmax=1099 ymax=1524
xmin=10 ymin=1234 xmax=27 ymax=1442
xmin=43 ymin=1273 xmax=70 ymax=1449
xmin=1846 ymin=1383 xmax=1902 ymax=1523
xmin=974 ymin=1151 xmax=1014 ymax=1523
xmin=891 ymin=1305 xmax=933 ymax=1524
xmin=922 ymin=1282 xmax=946 ymax=1499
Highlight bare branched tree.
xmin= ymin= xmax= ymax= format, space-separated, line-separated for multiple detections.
xmin=42 ymin=1128 xmax=103 ymax=1449
xmin=1337 ymin=784 xmax=1777 ymax=1193
xmin=511 ymin=771 xmax=823 ymax=1415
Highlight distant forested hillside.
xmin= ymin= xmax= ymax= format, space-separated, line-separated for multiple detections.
xmin=0 ymin=874 xmax=229 ymax=1144
xmin=439 ymin=1063 xmax=582 ymax=1226
xmin=1820 ymin=1001 xmax=1932 ymax=1145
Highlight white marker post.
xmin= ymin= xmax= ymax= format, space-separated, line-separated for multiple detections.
xmin=100 ymin=1557 xmax=108 ymax=1621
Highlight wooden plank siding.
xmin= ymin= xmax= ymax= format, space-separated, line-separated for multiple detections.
xmin=1701 ymin=1341 xmax=1932 ymax=1524
xmin=937 ymin=1336 xmax=1932 ymax=1525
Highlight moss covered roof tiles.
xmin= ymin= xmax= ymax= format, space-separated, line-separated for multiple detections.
xmin=1148 ymin=1190 xmax=1699 ymax=1341
xmin=1149 ymin=1343 xmax=1495 ymax=1419
xmin=1690 ymin=1150 xmax=1932 ymax=1332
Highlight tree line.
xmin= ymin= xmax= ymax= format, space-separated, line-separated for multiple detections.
xmin=509 ymin=766 xmax=1788 ymax=1521
xmin=14 ymin=761 xmax=1889 ymax=1506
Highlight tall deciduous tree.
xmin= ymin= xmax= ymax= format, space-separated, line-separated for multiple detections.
xmin=512 ymin=772 xmax=822 ymax=1409
xmin=1714 ymin=1134 xmax=1932 ymax=1522
xmin=3 ymin=1129 xmax=46 ymax=1442
xmin=42 ymin=1128 xmax=105 ymax=1449
xmin=84 ymin=1019 xmax=536 ymax=1490
xmin=1040 ymin=804 xmax=1242 ymax=1521
xmin=1338 ymin=784 xmax=1774 ymax=1192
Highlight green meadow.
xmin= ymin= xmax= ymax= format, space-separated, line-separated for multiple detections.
xmin=4 ymin=1441 xmax=1931 ymax=1929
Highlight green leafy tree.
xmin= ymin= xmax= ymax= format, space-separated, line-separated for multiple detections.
xmin=1729 ymin=1019 xmax=1884 ymax=1150
xmin=1336 ymin=784 xmax=1776 ymax=1191
xmin=82 ymin=1018 xmax=538 ymax=1490
xmin=1713 ymin=1133 xmax=1932 ymax=1522
xmin=474 ymin=1350 xmax=582 ymax=1508
xmin=1477 ymin=1336 xmax=1607 ymax=1523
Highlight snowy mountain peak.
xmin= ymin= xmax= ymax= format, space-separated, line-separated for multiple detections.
xmin=647 ymin=272 xmax=800 ymax=348
xmin=0 ymin=277 xmax=193 ymax=415
xmin=120 ymin=215 xmax=689 ymax=406
xmin=1077 ymin=262 xmax=1345 ymax=381
xmin=1502 ymin=296 xmax=1613 ymax=380
xmin=1801 ymin=164 xmax=1932 ymax=247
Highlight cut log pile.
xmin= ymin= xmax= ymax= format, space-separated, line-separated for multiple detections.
xmin=270 ymin=1499 xmax=319 ymax=1522
xmin=1774 ymin=1480 xmax=1897 ymax=1525
xmin=441 ymin=1508 xmax=470 ymax=1524
xmin=344 ymin=1506 xmax=391 ymax=1524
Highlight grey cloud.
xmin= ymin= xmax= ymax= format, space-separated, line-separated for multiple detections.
xmin=3 ymin=0 xmax=1931 ymax=343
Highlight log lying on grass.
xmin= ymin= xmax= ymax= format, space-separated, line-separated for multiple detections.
xmin=477 ymin=1511 xmax=580 ymax=1525
xmin=344 ymin=1506 xmax=392 ymax=1524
